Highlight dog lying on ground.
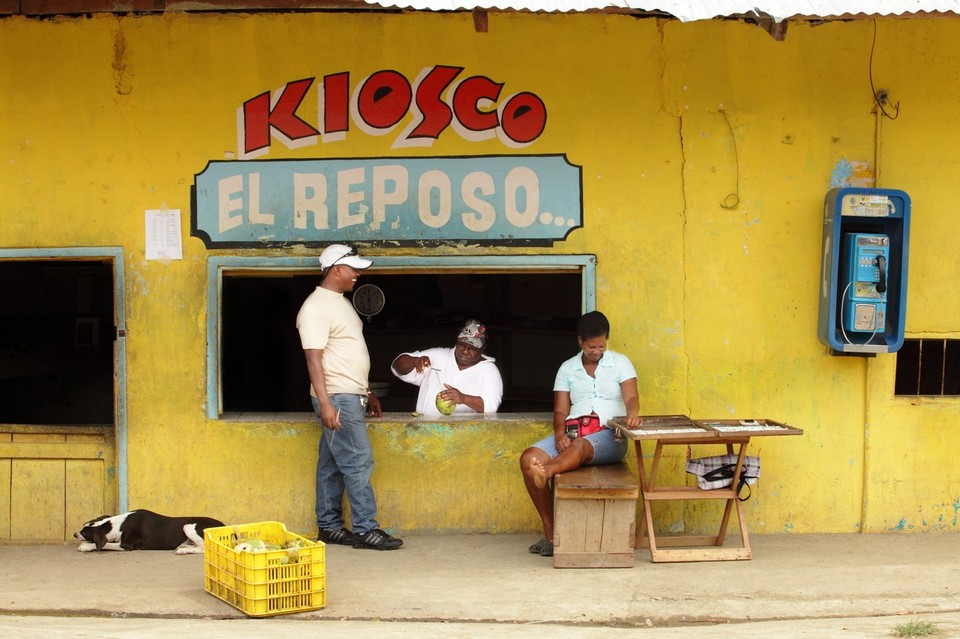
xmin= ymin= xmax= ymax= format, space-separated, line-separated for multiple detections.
xmin=75 ymin=509 xmax=224 ymax=554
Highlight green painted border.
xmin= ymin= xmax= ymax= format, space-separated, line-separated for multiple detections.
xmin=206 ymin=254 xmax=596 ymax=419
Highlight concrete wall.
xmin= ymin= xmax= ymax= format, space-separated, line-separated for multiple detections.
xmin=1 ymin=11 xmax=958 ymax=538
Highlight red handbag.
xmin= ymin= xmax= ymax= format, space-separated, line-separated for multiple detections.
xmin=564 ymin=414 xmax=604 ymax=438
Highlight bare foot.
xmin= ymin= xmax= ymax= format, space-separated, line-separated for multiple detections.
xmin=529 ymin=458 xmax=548 ymax=489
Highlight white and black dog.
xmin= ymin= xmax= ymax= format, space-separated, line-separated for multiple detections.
xmin=75 ymin=509 xmax=224 ymax=554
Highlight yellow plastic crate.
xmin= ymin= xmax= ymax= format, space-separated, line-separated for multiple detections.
xmin=204 ymin=521 xmax=326 ymax=617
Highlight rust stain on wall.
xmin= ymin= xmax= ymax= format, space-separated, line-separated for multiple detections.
xmin=112 ymin=22 xmax=132 ymax=95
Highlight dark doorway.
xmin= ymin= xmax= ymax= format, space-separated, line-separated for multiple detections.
xmin=221 ymin=270 xmax=582 ymax=413
xmin=0 ymin=260 xmax=115 ymax=425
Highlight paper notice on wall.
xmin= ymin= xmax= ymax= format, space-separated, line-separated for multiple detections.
xmin=145 ymin=209 xmax=183 ymax=260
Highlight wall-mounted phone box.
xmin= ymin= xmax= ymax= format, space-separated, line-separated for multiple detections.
xmin=818 ymin=188 xmax=910 ymax=355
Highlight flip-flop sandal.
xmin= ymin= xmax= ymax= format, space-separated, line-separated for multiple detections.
xmin=528 ymin=538 xmax=550 ymax=554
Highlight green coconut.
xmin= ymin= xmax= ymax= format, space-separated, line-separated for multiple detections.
xmin=435 ymin=392 xmax=456 ymax=415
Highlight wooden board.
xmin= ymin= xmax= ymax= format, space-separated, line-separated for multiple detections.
xmin=554 ymin=464 xmax=639 ymax=496
xmin=2 ymin=430 xmax=115 ymax=542
xmin=611 ymin=415 xmax=803 ymax=440
xmin=554 ymin=497 xmax=636 ymax=568
xmin=693 ymin=419 xmax=803 ymax=437
xmin=610 ymin=414 xmax=710 ymax=440
xmin=553 ymin=464 xmax=638 ymax=569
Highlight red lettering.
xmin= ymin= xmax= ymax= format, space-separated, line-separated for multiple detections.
xmin=241 ymin=78 xmax=320 ymax=156
xmin=238 ymin=67 xmax=549 ymax=154
xmin=356 ymin=70 xmax=412 ymax=131
xmin=407 ymin=65 xmax=463 ymax=140
xmin=499 ymin=92 xmax=547 ymax=145
xmin=452 ymin=76 xmax=502 ymax=132
xmin=321 ymin=72 xmax=350 ymax=135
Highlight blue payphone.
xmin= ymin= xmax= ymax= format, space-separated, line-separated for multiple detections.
xmin=840 ymin=233 xmax=889 ymax=335
xmin=818 ymin=188 xmax=910 ymax=355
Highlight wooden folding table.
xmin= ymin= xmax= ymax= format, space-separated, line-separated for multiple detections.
xmin=610 ymin=415 xmax=802 ymax=563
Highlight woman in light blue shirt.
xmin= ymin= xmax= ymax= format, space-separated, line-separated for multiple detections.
xmin=520 ymin=311 xmax=640 ymax=557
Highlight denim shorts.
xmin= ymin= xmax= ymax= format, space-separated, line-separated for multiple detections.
xmin=532 ymin=427 xmax=628 ymax=466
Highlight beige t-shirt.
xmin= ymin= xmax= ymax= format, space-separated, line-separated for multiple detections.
xmin=295 ymin=286 xmax=370 ymax=397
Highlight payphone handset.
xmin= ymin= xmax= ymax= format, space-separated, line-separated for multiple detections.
xmin=840 ymin=233 xmax=889 ymax=336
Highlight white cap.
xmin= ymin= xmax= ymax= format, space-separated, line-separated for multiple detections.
xmin=319 ymin=244 xmax=372 ymax=270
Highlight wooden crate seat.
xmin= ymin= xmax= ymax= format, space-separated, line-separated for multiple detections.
xmin=553 ymin=463 xmax=638 ymax=568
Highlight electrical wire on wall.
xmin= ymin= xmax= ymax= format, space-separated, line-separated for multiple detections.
xmin=719 ymin=109 xmax=740 ymax=209
xmin=870 ymin=19 xmax=899 ymax=121
xmin=870 ymin=18 xmax=899 ymax=187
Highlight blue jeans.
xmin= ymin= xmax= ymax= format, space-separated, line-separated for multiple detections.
xmin=532 ymin=427 xmax=628 ymax=465
xmin=312 ymin=394 xmax=380 ymax=535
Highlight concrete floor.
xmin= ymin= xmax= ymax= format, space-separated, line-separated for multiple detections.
xmin=1 ymin=532 xmax=959 ymax=638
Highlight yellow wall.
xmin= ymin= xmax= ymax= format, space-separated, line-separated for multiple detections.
xmin=1 ymin=11 xmax=959 ymax=537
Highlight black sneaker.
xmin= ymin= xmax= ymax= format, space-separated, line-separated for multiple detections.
xmin=352 ymin=528 xmax=403 ymax=551
xmin=317 ymin=527 xmax=357 ymax=546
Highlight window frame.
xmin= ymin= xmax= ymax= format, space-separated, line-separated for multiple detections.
xmin=0 ymin=246 xmax=129 ymax=511
xmin=206 ymin=254 xmax=597 ymax=419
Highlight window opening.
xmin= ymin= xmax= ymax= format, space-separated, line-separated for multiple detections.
xmin=894 ymin=338 xmax=960 ymax=397
xmin=210 ymin=255 xmax=596 ymax=418
xmin=0 ymin=260 xmax=115 ymax=425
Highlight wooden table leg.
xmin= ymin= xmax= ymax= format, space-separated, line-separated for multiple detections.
xmin=714 ymin=442 xmax=745 ymax=547
xmin=634 ymin=440 xmax=649 ymax=549
xmin=635 ymin=439 xmax=669 ymax=560
xmin=634 ymin=436 xmax=754 ymax=562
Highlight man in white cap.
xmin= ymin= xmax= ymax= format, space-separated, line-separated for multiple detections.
xmin=390 ymin=319 xmax=504 ymax=417
xmin=296 ymin=244 xmax=402 ymax=551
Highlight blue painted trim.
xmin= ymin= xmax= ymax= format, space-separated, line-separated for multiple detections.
xmin=206 ymin=254 xmax=597 ymax=419
xmin=206 ymin=261 xmax=219 ymax=420
xmin=113 ymin=252 xmax=128 ymax=513
xmin=0 ymin=247 xmax=128 ymax=511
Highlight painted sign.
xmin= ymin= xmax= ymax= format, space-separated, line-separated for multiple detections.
xmin=191 ymin=155 xmax=582 ymax=247
xmin=237 ymin=67 xmax=548 ymax=158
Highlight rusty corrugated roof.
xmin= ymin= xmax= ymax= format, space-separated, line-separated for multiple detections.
xmin=362 ymin=0 xmax=960 ymax=21
xmin=3 ymin=0 xmax=956 ymax=18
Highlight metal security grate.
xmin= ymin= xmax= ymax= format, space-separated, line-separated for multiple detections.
xmin=894 ymin=339 xmax=960 ymax=396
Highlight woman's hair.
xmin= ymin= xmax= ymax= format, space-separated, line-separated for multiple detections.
xmin=577 ymin=311 xmax=610 ymax=340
